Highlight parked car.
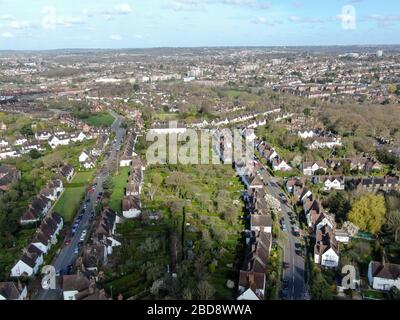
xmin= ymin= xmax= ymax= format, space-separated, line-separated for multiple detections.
xmin=64 ymin=239 xmax=71 ymax=246
xmin=292 ymin=226 xmax=301 ymax=238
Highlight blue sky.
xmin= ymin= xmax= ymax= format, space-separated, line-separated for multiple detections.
xmin=0 ymin=0 xmax=399 ymax=50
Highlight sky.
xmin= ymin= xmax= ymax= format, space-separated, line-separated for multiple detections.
xmin=0 ymin=0 xmax=399 ymax=50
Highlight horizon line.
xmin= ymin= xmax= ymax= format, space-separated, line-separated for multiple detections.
xmin=1 ymin=44 xmax=400 ymax=53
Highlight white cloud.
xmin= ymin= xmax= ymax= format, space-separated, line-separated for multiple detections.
xmin=114 ymin=4 xmax=132 ymax=14
xmin=0 ymin=31 xmax=14 ymax=38
xmin=251 ymin=16 xmax=273 ymax=25
xmin=135 ymin=34 xmax=143 ymax=39
xmin=9 ymin=20 xmax=36 ymax=29
xmin=110 ymin=34 xmax=122 ymax=40
xmin=288 ymin=15 xmax=324 ymax=24
xmin=42 ymin=6 xmax=86 ymax=29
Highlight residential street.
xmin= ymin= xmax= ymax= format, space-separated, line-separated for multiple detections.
xmin=34 ymin=111 xmax=125 ymax=300
xmin=258 ymin=168 xmax=307 ymax=300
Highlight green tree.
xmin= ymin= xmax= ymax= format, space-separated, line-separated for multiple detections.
xmin=348 ymin=194 xmax=386 ymax=234
xmin=29 ymin=149 xmax=42 ymax=159
xmin=310 ymin=268 xmax=332 ymax=300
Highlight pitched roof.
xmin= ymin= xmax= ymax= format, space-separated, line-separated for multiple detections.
xmin=371 ymin=261 xmax=400 ymax=280
xmin=0 ymin=282 xmax=20 ymax=300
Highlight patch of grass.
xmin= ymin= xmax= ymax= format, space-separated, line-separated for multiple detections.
xmin=53 ymin=186 xmax=86 ymax=222
xmin=85 ymin=112 xmax=114 ymax=128
xmin=109 ymin=167 xmax=130 ymax=213
xmin=67 ymin=170 xmax=94 ymax=187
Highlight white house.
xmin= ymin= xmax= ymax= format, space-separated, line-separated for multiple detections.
xmin=302 ymin=161 xmax=327 ymax=176
xmin=79 ymin=151 xmax=90 ymax=163
xmin=237 ymin=271 xmax=265 ymax=301
xmin=14 ymin=138 xmax=28 ymax=146
xmin=368 ymin=260 xmax=400 ymax=291
xmin=298 ymin=130 xmax=315 ymax=139
xmin=314 ymin=227 xmax=339 ymax=268
xmin=35 ymin=132 xmax=52 ymax=141
xmin=122 ymin=196 xmax=141 ymax=218
xmin=0 ymin=139 xmax=9 ymax=147
xmin=11 ymin=245 xmax=44 ymax=277
xmin=272 ymin=158 xmax=292 ymax=172
xmin=237 ymin=288 xmax=260 ymax=301
xmin=48 ymin=135 xmax=70 ymax=149
xmin=313 ymin=176 xmax=345 ymax=191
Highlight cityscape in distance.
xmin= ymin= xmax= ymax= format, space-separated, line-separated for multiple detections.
xmin=0 ymin=0 xmax=400 ymax=307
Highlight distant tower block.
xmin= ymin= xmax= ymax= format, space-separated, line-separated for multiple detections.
xmin=376 ymin=50 xmax=383 ymax=58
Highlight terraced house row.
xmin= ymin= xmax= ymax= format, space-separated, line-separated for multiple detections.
xmin=235 ymin=159 xmax=273 ymax=300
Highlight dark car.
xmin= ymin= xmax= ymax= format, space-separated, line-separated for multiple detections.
xmin=281 ymin=290 xmax=288 ymax=300
xmin=283 ymin=262 xmax=290 ymax=269
xmin=282 ymin=280 xmax=289 ymax=289
xmin=295 ymin=249 xmax=304 ymax=256
xmin=64 ymin=239 xmax=72 ymax=246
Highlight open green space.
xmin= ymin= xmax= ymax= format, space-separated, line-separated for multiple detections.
xmin=108 ymin=167 xmax=130 ymax=213
xmin=85 ymin=112 xmax=115 ymax=127
xmin=53 ymin=170 xmax=94 ymax=222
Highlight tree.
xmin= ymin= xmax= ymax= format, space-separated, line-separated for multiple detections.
xmin=348 ymin=194 xmax=386 ymax=234
xmin=20 ymin=124 xmax=34 ymax=137
xmin=196 ymin=280 xmax=215 ymax=300
xmin=102 ymin=177 xmax=114 ymax=191
xmin=386 ymin=210 xmax=400 ymax=242
xmin=324 ymin=192 xmax=350 ymax=225
xmin=310 ymin=268 xmax=332 ymax=300
xmin=303 ymin=108 xmax=312 ymax=117
xmin=42 ymin=152 xmax=63 ymax=168
xmin=29 ymin=149 xmax=42 ymax=159
xmin=388 ymin=84 xmax=397 ymax=94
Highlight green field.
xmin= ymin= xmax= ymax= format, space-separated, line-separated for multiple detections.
xmin=109 ymin=167 xmax=130 ymax=213
xmin=53 ymin=171 xmax=94 ymax=222
xmin=85 ymin=112 xmax=115 ymax=128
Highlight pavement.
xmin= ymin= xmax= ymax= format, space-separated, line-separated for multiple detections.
xmin=258 ymin=167 xmax=306 ymax=300
xmin=34 ymin=110 xmax=125 ymax=300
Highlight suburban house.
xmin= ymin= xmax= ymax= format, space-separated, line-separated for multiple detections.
xmin=250 ymin=215 xmax=272 ymax=234
xmin=10 ymin=244 xmax=44 ymax=277
xmin=93 ymin=208 xmax=121 ymax=255
xmin=346 ymin=176 xmax=400 ymax=193
xmin=31 ymin=213 xmax=63 ymax=254
xmin=302 ymin=161 xmax=327 ymax=176
xmin=0 ymin=282 xmax=27 ymax=300
xmin=61 ymin=273 xmax=92 ymax=300
xmin=81 ymin=244 xmax=108 ymax=275
xmin=20 ymin=195 xmax=52 ymax=225
xmin=35 ymin=131 xmax=52 ymax=141
xmin=119 ymin=131 xmax=137 ymax=167
xmin=59 ymin=164 xmax=75 ymax=182
xmin=237 ymin=271 xmax=265 ymax=300
xmin=122 ymin=195 xmax=141 ymax=218
xmin=271 ymin=156 xmax=292 ymax=172
xmin=307 ymin=137 xmax=342 ymax=150
xmin=0 ymin=164 xmax=21 ymax=193
xmin=286 ymin=177 xmax=304 ymax=193
xmin=312 ymin=176 xmax=345 ymax=191
xmin=79 ymin=150 xmax=96 ymax=169
xmin=368 ymin=258 xmax=400 ymax=291
xmin=314 ymin=225 xmax=339 ymax=268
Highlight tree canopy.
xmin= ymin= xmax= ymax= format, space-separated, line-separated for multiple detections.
xmin=348 ymin=194 xmax=386 ymax=234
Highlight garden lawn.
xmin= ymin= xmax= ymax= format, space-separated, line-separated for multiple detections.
xmin=53 ymin=171 xmax=94 ymax=222
xmin=53 ymin=186 xmax=86 ymax=222
xmin=85 ymin=112 xmax=114 ymax=127
xmin=109 ymin=167 xmax=130 ymax=213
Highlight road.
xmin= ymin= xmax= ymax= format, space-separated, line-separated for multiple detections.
xmin=35 ymin=110 xmax=125 ymax=300
xmin=258 ymin=166 xmax=306 ymax=300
